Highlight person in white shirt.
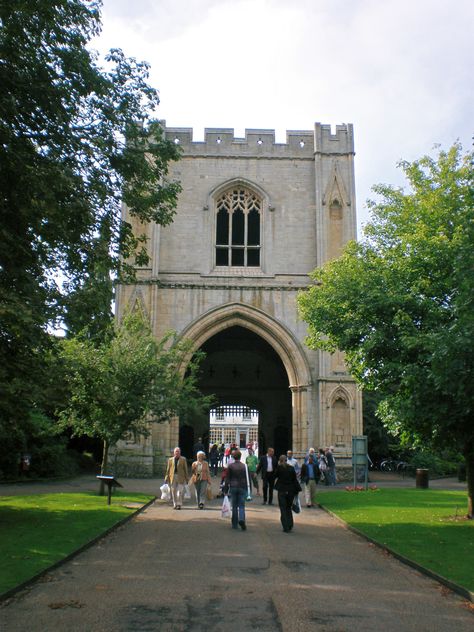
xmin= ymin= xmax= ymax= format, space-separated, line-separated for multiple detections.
xmin=256 ymin=447 xmax=278 ymax=505
xmin=286 ymin=450 xmax=300 ymax=479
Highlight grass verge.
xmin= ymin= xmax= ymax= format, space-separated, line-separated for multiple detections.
xmin=318 ymin=489 xmax=473 ymax=594
xmin=0 ymin=491 xmax=154 ymax=596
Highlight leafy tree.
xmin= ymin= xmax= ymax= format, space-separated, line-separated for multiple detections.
xmin=58 ymin=312 xmax=214 ymax=477
xmin=362 ymin=390 xmax=396 ymax=464
xmin=298 ymin=143 xmax=474 ymax=517
xmin=0 ymin=2 xmax=181 ymax=445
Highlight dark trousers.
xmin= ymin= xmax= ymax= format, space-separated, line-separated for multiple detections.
xmin=262 ymin=472 xmax=276 ymax=503
xmin=278 ymin=491 xmax=295 ymax=531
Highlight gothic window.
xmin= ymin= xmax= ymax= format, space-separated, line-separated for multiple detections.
xmin=215 ymin=188 xmax=261 ymax=267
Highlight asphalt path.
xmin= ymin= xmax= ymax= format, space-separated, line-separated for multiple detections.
xmin=1 ymin=477 xmax=473 ymax=632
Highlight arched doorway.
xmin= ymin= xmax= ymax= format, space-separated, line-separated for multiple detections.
xmin=176 ymin=302 xmax=313 ymax=457
xmin=183 ymin=326 xmax=292 ymax=459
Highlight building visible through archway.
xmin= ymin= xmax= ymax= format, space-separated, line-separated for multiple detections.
xmin=113 ymin=122 xmax=363 ymax=477
xmin=209 ymin=405 xmax=259 ymax=451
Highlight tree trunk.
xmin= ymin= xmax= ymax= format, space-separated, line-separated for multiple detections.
xmin=464 ymin=441 xmax=473 ymax=519
xmin=99 ymin=439 xmax=109 ymax=496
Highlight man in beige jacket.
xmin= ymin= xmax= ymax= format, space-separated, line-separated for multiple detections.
xmin=165 ymin=447 xmax=189 ymax=509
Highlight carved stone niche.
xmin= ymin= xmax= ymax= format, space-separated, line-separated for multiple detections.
xmin=330 ymin=198 xmax=343 ymax=220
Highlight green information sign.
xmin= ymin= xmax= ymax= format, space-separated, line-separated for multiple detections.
xmin=352 ymin=435 xmax=368 ymax=488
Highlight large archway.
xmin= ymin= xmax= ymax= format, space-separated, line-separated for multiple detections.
xmin=182 ymin=326 xmax=292 ymax=459
xmin=177 ymin=303 xmax=313 ymax=458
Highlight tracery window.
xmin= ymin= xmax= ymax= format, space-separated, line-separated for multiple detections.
xmin=215 ymin=188 xmax=261 ymax=267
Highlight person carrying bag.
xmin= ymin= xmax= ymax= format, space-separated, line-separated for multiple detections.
xmin=274 ymin=454 xmax=302 ymax=532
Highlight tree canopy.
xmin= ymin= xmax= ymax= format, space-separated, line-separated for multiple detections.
xmin=59 ymin=311 xmax=213 ymax=474
xmin=0 ymin=1 xmax=181 ymax=441
xmin=298 ymin=143 xmax=474 ymax=517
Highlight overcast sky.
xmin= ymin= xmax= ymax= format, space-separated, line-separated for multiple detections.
xmin=96 ymin=0 xmax=473 ymax=234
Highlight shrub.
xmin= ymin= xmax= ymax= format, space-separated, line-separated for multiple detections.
xmin=28 ymin=440 xmax=80 ymax=478
xmin=410 ymin=451 xmax=458 ymax=477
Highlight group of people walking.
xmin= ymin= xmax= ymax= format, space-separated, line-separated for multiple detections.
xmin=163 ymin=444 xmax=336 ymax=533
xmin=164 ymin=447 xmax=212 ymax=510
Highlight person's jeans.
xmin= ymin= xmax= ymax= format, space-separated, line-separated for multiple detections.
xmin=195 ymin=480 xmax=208 ymax=506
xmin=230 ymin=487 xmax=246 ymax=527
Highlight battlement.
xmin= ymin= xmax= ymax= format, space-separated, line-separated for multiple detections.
xmin=161 ymin=122 xmax=353 ymax=158
xmin=314 ymin=123 xmax=354 ymax=155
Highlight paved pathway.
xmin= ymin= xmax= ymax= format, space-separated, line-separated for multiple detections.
xmin=1 ymin=477 xmax=472 ymax=632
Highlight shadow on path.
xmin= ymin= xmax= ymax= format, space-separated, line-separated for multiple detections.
xmin=1 ymin=487 xmax=473 ymax=632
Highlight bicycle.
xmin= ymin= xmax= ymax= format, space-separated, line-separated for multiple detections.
xmin=380 ymin=459 xmax=397 ymax=472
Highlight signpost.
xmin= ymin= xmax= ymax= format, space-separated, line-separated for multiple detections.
xmin=352 ymin=435 xmax=368 ymax=490
xmin=96 ymin=475 xmax=123 ymax=505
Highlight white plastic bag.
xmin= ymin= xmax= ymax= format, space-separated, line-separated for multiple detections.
xmin=184 ymin=484 xmax=191 ymax=500
xmin=160 ymin=483 xmax=170 ymax=501
xmin=221 ymin=494 xmax=231 ymax=519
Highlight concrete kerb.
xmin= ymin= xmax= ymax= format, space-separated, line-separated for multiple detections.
xmin=0 ymin=495 xmax=156 ymax=605
xmin=317 ymin=501 xmax=474 ymax=605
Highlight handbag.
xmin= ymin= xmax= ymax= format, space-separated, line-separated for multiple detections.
xmin=292 ymin=496 xmax=301 ymax=514
xmin=206 ymin=484 xmax=213 ymax=500
xmin=221 ymin=494 xmax=231 ymax=518
xmin=183 ymin=484 xmax=191 ymax=500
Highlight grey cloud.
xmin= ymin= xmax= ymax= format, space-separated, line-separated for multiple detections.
xmin=101 ymin=0 xmax=223 ymax=41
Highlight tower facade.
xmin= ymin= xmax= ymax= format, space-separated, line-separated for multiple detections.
xmin=114 ymin=122 xmax=362 ymax=476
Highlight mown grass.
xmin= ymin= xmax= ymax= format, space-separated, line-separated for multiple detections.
xmin=0 ymin=491 xmax=154 ymax=595
xmin=318 ymin=489 xmax=473 ymax=592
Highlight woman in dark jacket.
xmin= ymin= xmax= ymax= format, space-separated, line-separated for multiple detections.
xmin=274 ymin=454 xmax=302 ymax=532
xmin=224 ymin=450 xmax=248 ymax=530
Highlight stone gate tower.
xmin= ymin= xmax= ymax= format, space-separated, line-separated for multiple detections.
xmin=114 ymin=122 xmax=363 ymax=476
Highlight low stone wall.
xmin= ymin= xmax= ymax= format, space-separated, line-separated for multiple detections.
xmin=109 ymin=448 xmax=154 ymax=478
xmin=335 ymin=467 xmax=361 ymax=484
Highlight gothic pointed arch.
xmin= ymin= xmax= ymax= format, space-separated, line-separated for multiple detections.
xmin=327 ymin=384 xmax=354 ymax=448
xmin=323 ymin=160 xmax=350 ymax=260
xmin=126 ymin=287 xmax=150 ymax=322
xmin=327 ymin=384 xmax=354 ymax=408
xmin=178 ymin=302 xmax=312 ymax=389
xmin=208 ymin=177 xmax=272 ymax=208
xmin=322 ymin=160 xmax=350 ymax=208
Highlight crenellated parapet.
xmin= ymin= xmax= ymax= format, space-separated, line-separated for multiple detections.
xmin=161 ymin=123 xmax=353 ymax=158
xmin=314 ymin=123 xmax=354 ymax=156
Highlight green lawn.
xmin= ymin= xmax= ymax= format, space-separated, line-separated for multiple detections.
xmin=0 ymin=491 xmax=154 ymax=595
xmin=318 ymin=489 xmax=473 ymax=593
